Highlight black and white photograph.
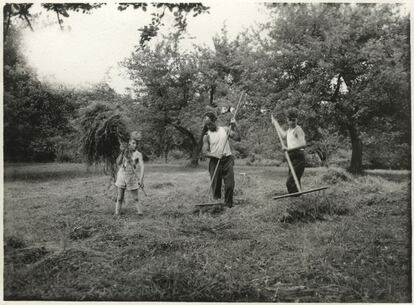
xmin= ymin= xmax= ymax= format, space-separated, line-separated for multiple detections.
xmin=3 ymin=1 xmax=411 ymax=302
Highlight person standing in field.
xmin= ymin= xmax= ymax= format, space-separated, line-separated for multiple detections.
xmin=273 ymin=109 xmax=307 ymax=193
xmin=202 ymin=111 xmax=240 ymax=208
xmin=115 ymin=131 xmax=145 ymax=216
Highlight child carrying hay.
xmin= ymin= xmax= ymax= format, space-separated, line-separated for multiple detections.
xmin=115 ymin=131 xmax=145 ymax=216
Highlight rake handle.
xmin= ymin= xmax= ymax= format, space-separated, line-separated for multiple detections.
xmin=233 ymin=92 xmax=245 ymax=118
xmin=208 ymin=158 xmax=221 ymax=199
xmin=271 ymin=114 xmax=302 ymax=193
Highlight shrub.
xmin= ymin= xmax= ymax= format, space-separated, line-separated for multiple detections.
xmin=364 ymin=142 xmax=410 ymax=170
xmin=232 ymin=142 xmax=250 ymax=158
xmin=306 ymin=153 xmax=321 ymax=168
xmin=53 ymin=135 xmax=82 ymax=163
xmin=29 ymin=139 xmax=56 ymax=162
xmin=169 ymin=150 xmax=186 ymax=160
xmin=329 ymin=149 xmax=351 ymax=168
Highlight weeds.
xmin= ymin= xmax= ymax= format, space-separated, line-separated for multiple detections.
xmin=5 ymin=235 xmax=27 ymax=250
xmin=6 ymin=246 xmax=49 ymax=265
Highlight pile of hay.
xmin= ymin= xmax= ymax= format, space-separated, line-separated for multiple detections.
xmin=320 ymin=168 xmax=354 ymax=185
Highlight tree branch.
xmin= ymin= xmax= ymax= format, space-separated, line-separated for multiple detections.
xmin=56 ymin=11 xmax=63 ymax=30
xmin=23 ymin=14 xmax=34 ymax=31
xmin=169 ymin=122 xmax=196 ymax=146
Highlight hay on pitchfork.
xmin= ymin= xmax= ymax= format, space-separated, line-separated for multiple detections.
xmin=79 ymin=102 xmax=130 ymax=180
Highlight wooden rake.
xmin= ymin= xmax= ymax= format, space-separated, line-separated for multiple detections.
xmin=270 ymin=114 xmax=328 ymax=200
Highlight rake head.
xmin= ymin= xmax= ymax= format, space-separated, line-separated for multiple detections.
xmin=273 ymin=186 xmax=329 ymax=200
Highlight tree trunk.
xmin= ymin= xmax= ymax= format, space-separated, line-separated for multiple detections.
xmin=209 ymin=84 xmax=216 ymax=106
xmin=348 ymin=125 xmax=363 ymax=174
xmin=4 ymin=7 xmax=12 ymax=38
xmin=169 ymin=122 xmax=199 ymax=167
xmin=188 ymin=145 xmax=200 ymax=167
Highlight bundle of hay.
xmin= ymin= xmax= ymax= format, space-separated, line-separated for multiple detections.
xmin=79 ymin=102 xmax=130 ymax=179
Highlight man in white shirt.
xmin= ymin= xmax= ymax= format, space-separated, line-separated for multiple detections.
xmin=202 ymin=111 xmax=240 ymax=207
xmin=274 ymin=109 xmax=307 ymax=193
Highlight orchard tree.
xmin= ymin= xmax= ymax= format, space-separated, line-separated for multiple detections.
xmin=124 ymin=33 xmax=207 ymax=166
xmin=3 ymin=26 xmax=76 ymax=161
xmin=3 ymin=3 xmax=209 ymax=163
xmin=196 ymin=26 xmax=244 ymax=106
xmin=258 ymin=3 xmax=410 ymax=173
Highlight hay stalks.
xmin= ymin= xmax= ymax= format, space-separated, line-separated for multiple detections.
xmin=79 ymin=102 xmax=130 ymax=179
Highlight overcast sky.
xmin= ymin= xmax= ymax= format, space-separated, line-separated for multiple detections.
xmin=21 ymin=2 xmax=270 ymax=94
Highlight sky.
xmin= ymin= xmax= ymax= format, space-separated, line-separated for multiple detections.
xmin=21 ymin=2 xmax=270 ymax=94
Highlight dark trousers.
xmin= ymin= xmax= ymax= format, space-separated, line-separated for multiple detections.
xmin=286 ymin=150 xmax=306 ymax=193
xmin=209 ymin=155 xmax=235 ymax=207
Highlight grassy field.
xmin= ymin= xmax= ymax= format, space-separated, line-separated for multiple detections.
xmin=4 ymin=162 xmax=411 ymax=302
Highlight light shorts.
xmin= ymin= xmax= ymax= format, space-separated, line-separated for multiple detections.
xmin=115 ymin=169 xmax=139 ymax=190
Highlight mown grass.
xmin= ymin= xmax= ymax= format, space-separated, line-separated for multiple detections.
xmin=4 ymin=163 xmax=411 ymax=302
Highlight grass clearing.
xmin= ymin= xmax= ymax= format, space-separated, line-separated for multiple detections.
xmin=4 ymin=162 xmax=411 ymax=301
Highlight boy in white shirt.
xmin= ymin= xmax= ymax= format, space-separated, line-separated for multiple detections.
xmin=274 ymin=109 xmax=307 ymax=193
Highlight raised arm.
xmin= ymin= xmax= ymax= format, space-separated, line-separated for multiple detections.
xmin=116 ymin=151 xmax=123 ymax=166
xmin=228 ymin=118 xmax=241 ymax=141
xmin=271 ymin=114 xmax=288 ymax=150
xmin=272 ymin=116 xmax=287 ymax=139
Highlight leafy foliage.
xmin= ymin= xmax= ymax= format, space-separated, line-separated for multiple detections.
xmin=245 ymin=3 xmax=410 ymax=173
xmin=3 ymin=28 xmax=75 ymax=162
xmin=3 ymin=3 xmax=410 ymax=170
xmin=4 ymin=3 xmax=209 ymax=45
xmin=125 ymin=33 xmax=206 ymax=165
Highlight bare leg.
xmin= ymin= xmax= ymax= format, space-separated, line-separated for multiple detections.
xmin=116 ymin=187 xmax=125 ymax=216
xmin=130 ymin=189 xmax=143 ymax=215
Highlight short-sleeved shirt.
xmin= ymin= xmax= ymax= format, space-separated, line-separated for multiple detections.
xmin=207 ymin=126 xmax=232 ymax=157
xmin=287 ymin=125 xmax=306 ymax=150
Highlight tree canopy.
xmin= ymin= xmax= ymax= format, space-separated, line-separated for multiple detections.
xmin=3 ymin=3 xmax=209 ymax=45
xmin=240 ymin=3 xmax=410 ymax=173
